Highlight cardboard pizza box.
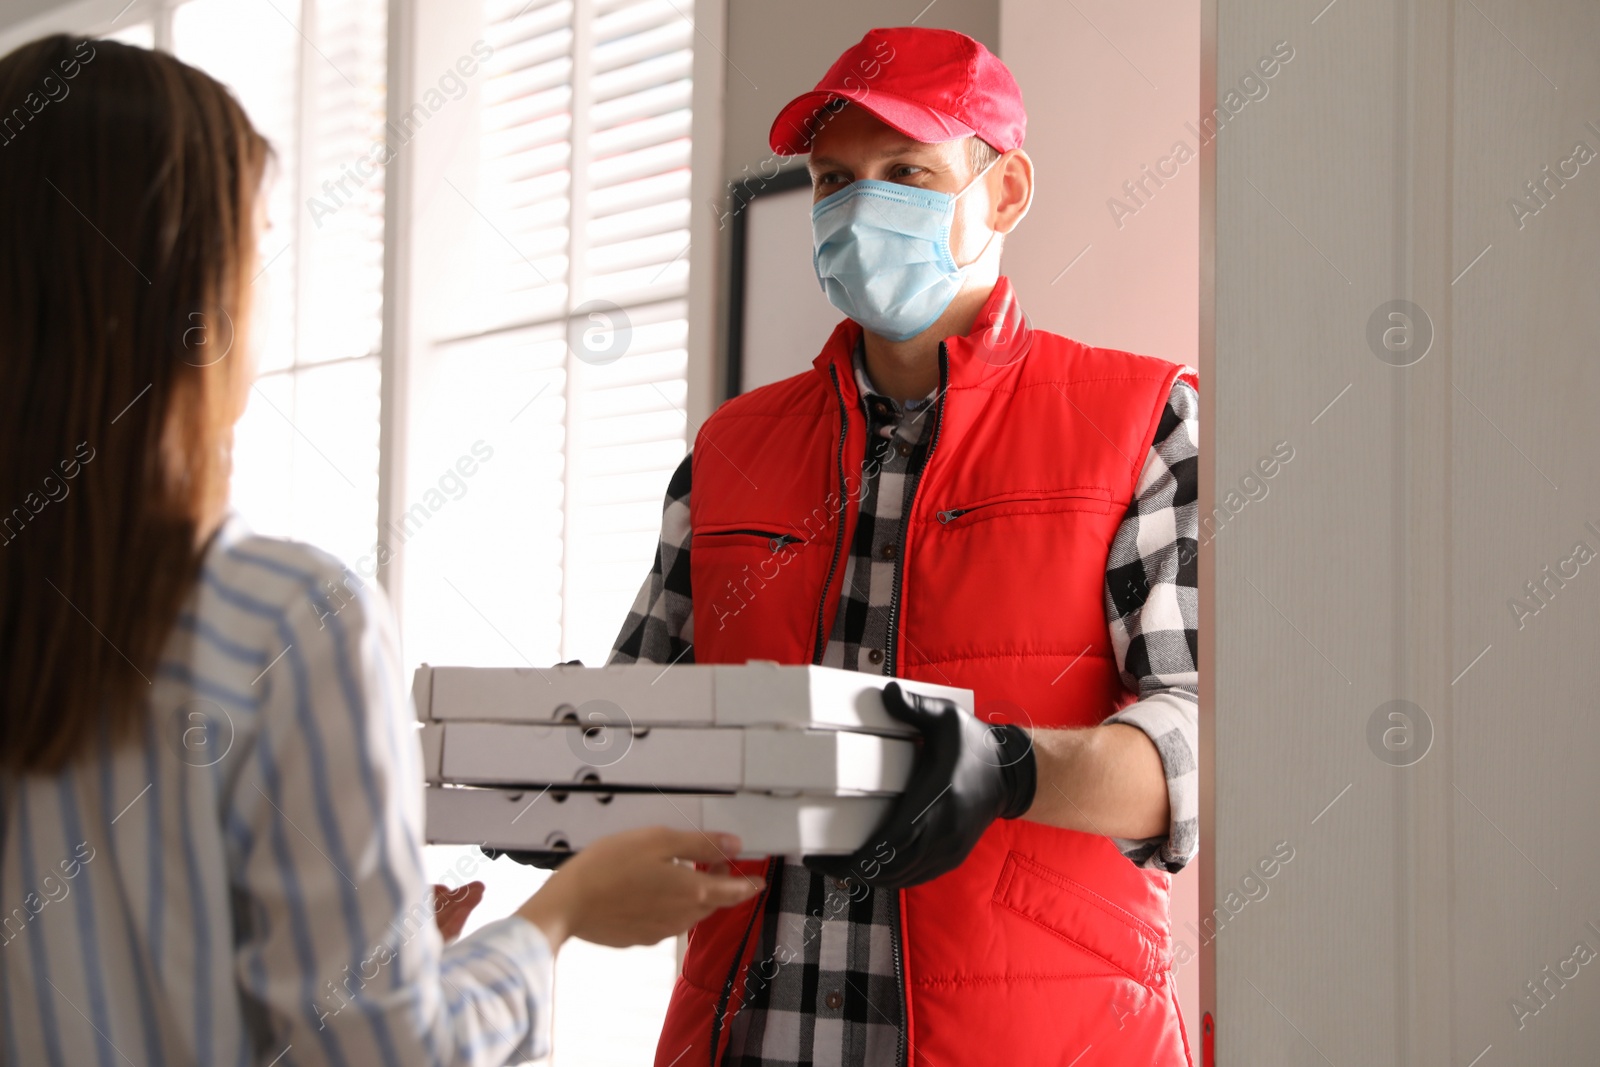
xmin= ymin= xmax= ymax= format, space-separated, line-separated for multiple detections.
xmin=420 ymin=722 xmax=444 ymax=784
xmin=424 ymin=784 xmax=892 ymax=858
xmin=740 ymin=728 xmax=912 ymax=795
xmin=412 ymin=661 xmax=970 ymax=737
xmin=434 ymin=722 xmax=914 ymax=795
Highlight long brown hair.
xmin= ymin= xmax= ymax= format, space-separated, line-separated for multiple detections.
xmin=0 ymin=36 xmax=270 ymax=772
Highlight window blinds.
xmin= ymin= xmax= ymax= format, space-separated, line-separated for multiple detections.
xmin=175 ymin=0 xmax=388 ymax=569
xmin=450 ymin=0 xmax=694 ymax=664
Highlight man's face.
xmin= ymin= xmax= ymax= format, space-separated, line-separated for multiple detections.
xmin=807 ymin=103 xmax=999 ymax=268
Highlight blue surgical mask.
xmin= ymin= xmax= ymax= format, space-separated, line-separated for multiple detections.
xmin=811 ymin=160 xmax=999 ymax=342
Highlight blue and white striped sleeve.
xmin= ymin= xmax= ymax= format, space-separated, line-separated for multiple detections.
xmin=225 ymin=543 xmax=554 ymax=1066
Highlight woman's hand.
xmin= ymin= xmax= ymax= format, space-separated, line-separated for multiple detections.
xmin=514 ymin=827 xmax=763 ymax=950
xmin=432 ymin=880 xmax=485 ymax=943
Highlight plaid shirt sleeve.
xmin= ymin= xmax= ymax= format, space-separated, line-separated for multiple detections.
xmin=610 ymin=453 xmax=695 ymax=667
xmin=1101 ymin=371 xmax=1200 ymax=873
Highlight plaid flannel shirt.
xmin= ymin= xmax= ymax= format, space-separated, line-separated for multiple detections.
xmin=611 ymin=343 xmax=1200 ymax=1066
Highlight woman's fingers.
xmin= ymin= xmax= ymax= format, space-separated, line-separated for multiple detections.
xmin=432 ymin=880 xmax=485 ymax=942
xmin=626 ymin=868 xmax=759 ymax=944
xmin=643 ymin=827 xmax=744 ymax=866
xmin=690 ymin=870 xmax=764 ymax=909
xmin=516 ymin=827 xmax=766 ymax=950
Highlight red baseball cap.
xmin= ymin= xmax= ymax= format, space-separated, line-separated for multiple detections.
xmin=769 ymin=27 xmax=1026 ymax=157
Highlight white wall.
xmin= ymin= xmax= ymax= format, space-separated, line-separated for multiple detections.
xmin=1000 ymin=0 xmax=1201 ymax=365
xmin=0 ymin=0 xmax=76 ymax=33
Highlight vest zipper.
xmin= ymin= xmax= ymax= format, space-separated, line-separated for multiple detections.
xmin=811 ymin=364 xmax=851 ymax=665
xmin=883 ymin=343 xmax=950 ymax=1067
xmin=702 ymin=528 xmax=804 ymax=551
xmin=707 ymin=855 xmax=778 ymax=1067
xmin=935 ymin=490 xmax=1110 ymax=525
xmin=883 ymin=344 xmax=949 ymax=679
xmin=891 ymin=893 xmax=908 ymax=1067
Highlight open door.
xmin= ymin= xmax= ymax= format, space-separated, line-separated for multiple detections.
xmin=1205 ymin=0 xmax=1600 ymax=1062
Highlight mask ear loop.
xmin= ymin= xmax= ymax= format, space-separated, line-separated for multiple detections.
xmin=953 ymin=153 xmax=1003 ymax=200
xmin=950 ymin=154 xmax=1004 ymax=270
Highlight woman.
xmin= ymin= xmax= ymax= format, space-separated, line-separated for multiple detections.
xmin=0 ymin=35 xmax=757 ymax=1066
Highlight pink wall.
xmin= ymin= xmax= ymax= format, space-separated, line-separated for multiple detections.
xmin=999 ymin=0 xmax=1202 ymax=1046
xmin=999 ymin=0 xmax=1201 ymax=365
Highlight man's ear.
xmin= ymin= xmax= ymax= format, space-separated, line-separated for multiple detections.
xmin=991 ymin=149 xmax=1034 ymax=234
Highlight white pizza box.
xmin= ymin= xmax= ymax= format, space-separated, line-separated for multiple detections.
xmin=441 ymin=722 xmax=742 ymax=790
xmin=415 ymin=662 xmax=716 ymax=726
xmin=424 ymin=785 xmax=892 ymax=857
xmin=420 ymin=723 xmax=444 ymax=784
xmin=412 ymin=661 xmax=971 ymax=737
xmin=742 ymin=728 xmax=912 ymax=795
xmin=712 ymin=663 xmax=970 ymax=734
xmin=699 ymin=794 xmax=891 ymax=858
xmin=436 ymin=722 xmax=913 ymax=795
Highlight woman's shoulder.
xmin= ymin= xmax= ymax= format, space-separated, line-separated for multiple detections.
xmin=191 ymin=515 xmax=390 ymax=650
xmin=153 ymin=518 xmax=389 ymax=713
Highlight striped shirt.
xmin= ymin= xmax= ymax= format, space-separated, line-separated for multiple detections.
xmin=0 ymin=517 xmax=553 ymax=1067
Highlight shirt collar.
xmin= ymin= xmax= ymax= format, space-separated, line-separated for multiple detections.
xmin=850 ymin=337 xmax=935 ymax=419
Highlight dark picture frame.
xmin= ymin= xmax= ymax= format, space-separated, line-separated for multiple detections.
xmin=723 ymin=166 xmax=816 ymax=401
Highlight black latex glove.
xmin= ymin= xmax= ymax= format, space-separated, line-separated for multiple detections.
xmin=804 ymin=681 xmax=1037 ymax=890
xmin=481 ymin=846 xmax=575 ymax=870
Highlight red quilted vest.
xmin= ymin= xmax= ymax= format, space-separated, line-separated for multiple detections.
xmin=654 ymin=277 xmax=1197 ymax=1067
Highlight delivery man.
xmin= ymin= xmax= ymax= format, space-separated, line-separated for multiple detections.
xmin=611 ymin=25 xmax=1200 ymax=1067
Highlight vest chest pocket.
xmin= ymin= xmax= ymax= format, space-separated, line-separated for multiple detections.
xmin=690 ymin=525 xmax=820 ymax=656
xmin=908 ymin=489 xmax=1122 ymax=658
xmin=932 ymin=488 xmax=1118 ymax=528
xmin=692 ymin=527 xmax=805 ymax=553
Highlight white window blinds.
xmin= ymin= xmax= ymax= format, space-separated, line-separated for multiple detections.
xmin=174 ymin=0 xmax=388 ymax=569
xmin=408 ymin=0 xmax=694 ymax=670
xmin=471 ymin=0 xmax=693 ymax=324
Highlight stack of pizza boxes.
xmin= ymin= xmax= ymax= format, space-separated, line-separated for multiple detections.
xmin=415 ymin=662 xmax=972 ymax=858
